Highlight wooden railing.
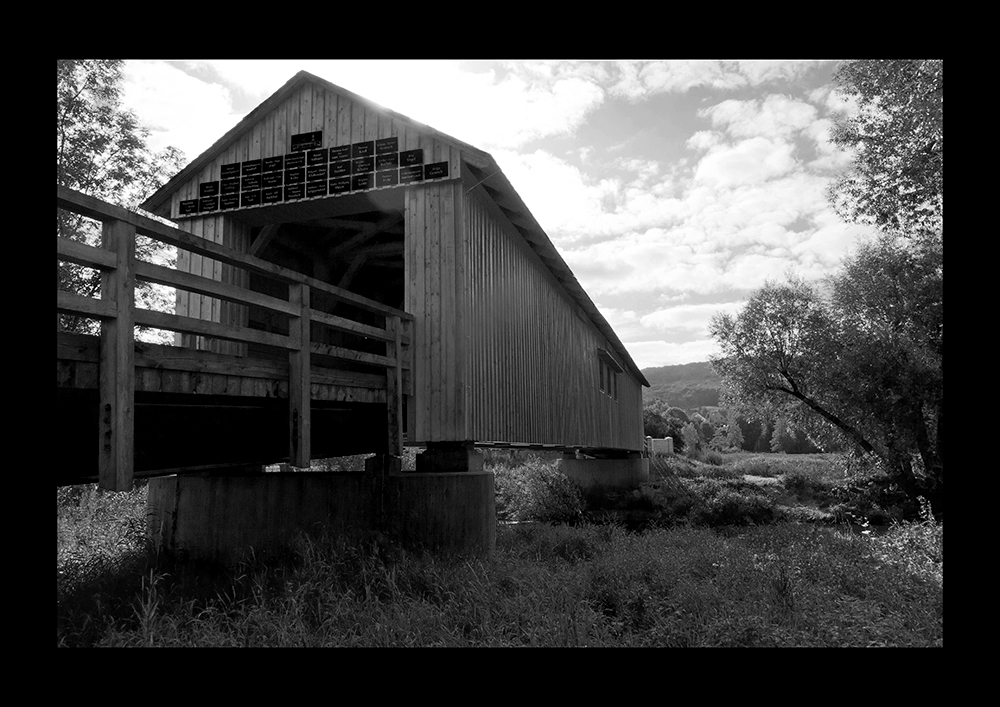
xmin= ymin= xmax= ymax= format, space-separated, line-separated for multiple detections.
xmin=57 ymin=185 xmax=412 ymax=491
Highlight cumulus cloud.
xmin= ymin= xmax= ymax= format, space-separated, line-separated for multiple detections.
xmin=693 ymin=137 xmax=798 ymax=188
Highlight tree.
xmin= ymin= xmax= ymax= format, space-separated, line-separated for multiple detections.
xmin=828 ymin=60 xmax=942 ymax=240
xmin=710 ymin=238 xmax=942 ymax=516
xmin=57 ymin=60 xmax=184 ymax=336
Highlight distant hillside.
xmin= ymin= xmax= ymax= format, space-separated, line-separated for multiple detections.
xmin=641 ymin=361 xmax=721 ymax=410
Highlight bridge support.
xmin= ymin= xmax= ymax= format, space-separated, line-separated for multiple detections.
xmin=559 ymin=450 xmax=649 ymax=492
xmin=147 ymin=450 xmax=495 ymax=565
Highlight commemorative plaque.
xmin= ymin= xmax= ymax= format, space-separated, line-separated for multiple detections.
xmin=221 ymin=194 xmax=240 ymax=210
xmin=241 ymin=191 xmax=261 ymax=207
xmin=352 ymin=156 xmax=374 ymax=174
xmin=330 ymin=160 xmax=350 ymax=177
xmin=285 ymin=184 xmax=305 ymax=200
xmin=285 ymin=167 xmax=305 ymax=184
xmin=400 ymin=149 xmax=423 ymax=166
xmin=377 ymin=170 xmax=399 ymax=188
xmin=180 ymin=199 xmax=199 ymax=216
xmin=330 ymin=145 xmax=350 ymax=161
xmin=241 ymin=159 xmax=261 ymax=175
xmin=352 ymin=141 xmax=374 ymax=158
xmin=262 ymin=187 xmax=282 ymax=204
xmin=376 ymin=153 xmax=399 ymax=171
xmin=306 ymin=181 xmax=328 ymax=198
xmin=425 ymin=162 xmax=449 ymax=179
xmin=399 ymin=165 xmax=424 ymax=184
xmin=308 ymin=148 xmax=328 ymax=165
xmin=352 ymin=173 xmax=372 ymax=191
xmin=241 ymin=175 xmax=262 ymax=191
xmin=263 ymin=156 xmax=284 ymax=172
xmin=221 ymin=178 xmax=240 ymax=195
xmin=262 ymin=172 xmax=283 ymax=188
xmin=376 ymin=136 xmax=399 ymax=154
xmin=221 ymin=163 xmax=240 ymax=179
xmin=200 ymin=181 xmax=220 ymax=197
xmin=291 ymin=130 xmax=322 ymax=152
xmin=199 ymin=196 xmax=219 ymax=212
xmin=330 ymin=176 xmax=351 ymax=194
xmin=285 ymin=152 xmax=305 ymax=169
xmin=307 ymin=165 xmax=328 ymax=182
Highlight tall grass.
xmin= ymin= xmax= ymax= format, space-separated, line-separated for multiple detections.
xmin=57 ymin=452 xmax=942 ymax=647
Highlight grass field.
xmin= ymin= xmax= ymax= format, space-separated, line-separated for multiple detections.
xmin=57 ymin=452 xmax=942 ymax=647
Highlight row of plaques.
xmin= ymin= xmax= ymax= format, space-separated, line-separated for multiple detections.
xmin=178 ymin=131 xmax=450 ymax=216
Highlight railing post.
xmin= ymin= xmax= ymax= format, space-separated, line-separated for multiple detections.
xmin=289 ymin=283 xmax=311 ymax=467
xmin=386 ymin=315 xmax=403 ymax=456
xmin=99 ymin=219 xmax=135 ymax=491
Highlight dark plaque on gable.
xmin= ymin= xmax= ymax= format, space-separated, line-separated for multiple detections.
xmin=241 ymin=191 xmax=261 ymax=207
xmin=242 ymin=175 xmax=262 ymax=191
xmin=376 ymin=153 xmax=399 ymax=171
xmin=242 ymin=159 xmax=262 ymax=175
xmin=329 ymin=145 xmax=350 ymax=161
xmin=376 ymin=136 xmax=399 ymax=154
xmin=352 ymin=156 xmax=374 ymax=174
xmin=424 ymin=162 xmax=449 ymax=179
xmin=285 ymin=167 xmax=305 ymax=184
xmin=308 ymin=148 xmax=329 ymax=165
xmin=221 ymin=163 xmax=241 ymax=179
xmin=307 ymin=165 xmax=328 ymax=182
xmin=200 ymin=181 xmax=220 ymax=197
xmin=351 ymin=173 xmax=372 ymax=191
xmin=221 ymin=178 xmax=240 ymax=195
xmin=285 ymin=183 xmax=305 ymax=200
xmin=285 ymin=152 xmax=305 ymax=169
xmin=306 ymin=181 xmax=328 ymax=198
xmin=399 ymin=165 xmax=424 ymax=184
xmin=221 ymin=194 xmax=240 ymax=210
xmin=262 ymin=172 xmax=283 ymax=188
xmin=352 ymin=141 xmax=374 ymax=158
xmin=291 ymin=130 xmax=322 ymax=152
xmin=330 ymin=160 xmax=350 ymax=177
xmin=263 ymin=156 xmax=284 ymax=172
xmin=376 ymin=170 xmax=399 ymax=188
xmin=199 ymin=196 xmax=219 ymax=212
xmin=262 ymin=187 xmax=283 ymax=204
xmin=179 ymin=199 xmax=199 ymax=215
xmin=330 ymin=176 xmax=351 ymax=194
xmin=400 ymin=149 xmax=423 ymax=166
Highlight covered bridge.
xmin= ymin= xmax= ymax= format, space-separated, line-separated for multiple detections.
xmin=56 ymin=70 xmax=649 ymax=558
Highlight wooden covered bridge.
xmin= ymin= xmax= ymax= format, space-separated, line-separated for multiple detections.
xmin=56 ymin=70 xmax=649 ymax=559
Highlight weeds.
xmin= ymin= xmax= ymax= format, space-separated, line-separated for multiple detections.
xmin=57 ymin=453 xmax=942 ymax=647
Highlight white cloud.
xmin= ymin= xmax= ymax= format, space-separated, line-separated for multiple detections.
xmin=123 ymin=60 xmax=239 ymax=159
xmin=693 ymin=137 xmax=797 ymax=188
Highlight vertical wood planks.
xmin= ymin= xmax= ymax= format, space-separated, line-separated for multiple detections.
xmin=385 ymin=315 xmax=403 ymax=455
xmin=99 ymin=219 xmax=135 ymax=491
xmin=288 ymin=283 xmax=311 ymax=467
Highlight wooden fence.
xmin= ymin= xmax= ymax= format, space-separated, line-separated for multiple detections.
xmin=57 ymin=185 xmax=412 ymax=491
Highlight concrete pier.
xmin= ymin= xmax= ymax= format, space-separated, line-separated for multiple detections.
xmin=147 ymin=457 xmax=495 ymax=564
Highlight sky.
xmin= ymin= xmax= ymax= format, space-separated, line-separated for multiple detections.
xmin=120 ymin=59 xmax=873 ymax=370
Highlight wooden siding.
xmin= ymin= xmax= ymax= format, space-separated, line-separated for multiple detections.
xmin=405 ymin=180 xmax=464 ymax=443
xmin=174 ymin=215 xmax=250 ymax=355
xmin=461 ymin=185 xmax=643 ymax=451
xmin=403 ymin=178 xmax=643 ymax=451
xmin=166 ymin=80 xmax=462 ymax=222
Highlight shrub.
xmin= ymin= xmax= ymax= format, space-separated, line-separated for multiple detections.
xmin=493 ymin=456 xmax=585 ymax=524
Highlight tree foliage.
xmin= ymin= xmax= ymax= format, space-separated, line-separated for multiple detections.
xmin=711 ymin=236 xmax=942 ymax=516
xmin=57 ymin=60 xmax=184 ymax=336
xmin=828 ymin=60 xmax=942 ymax=239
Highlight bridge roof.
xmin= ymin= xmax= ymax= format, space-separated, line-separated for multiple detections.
xmin=140 ymin=70 xmax=648 ymax=388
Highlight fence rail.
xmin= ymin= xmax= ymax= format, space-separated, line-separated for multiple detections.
xmin=57 ymin=185 xmax=412 ymax=490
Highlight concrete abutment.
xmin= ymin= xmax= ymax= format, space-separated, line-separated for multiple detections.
xmin=147 ymin=449 xmax=495 ymax=565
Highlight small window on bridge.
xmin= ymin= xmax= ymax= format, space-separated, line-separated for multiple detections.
xmin=597 ymin=348 xmax=622 ymax=401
